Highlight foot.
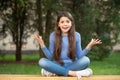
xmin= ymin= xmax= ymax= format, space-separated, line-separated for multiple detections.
xmin=76 ymin=68 xmax=93 ymax=77
xmin=41 ymin=68 xmax=57 ymax=77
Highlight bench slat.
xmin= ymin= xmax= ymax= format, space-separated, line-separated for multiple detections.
xmin=0 ymin=75 xmax=120 ymax=80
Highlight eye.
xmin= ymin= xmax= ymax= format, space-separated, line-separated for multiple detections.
xmin=60 ymin=21 xmax=64 ymax=23
xmin=66 ymin=20 xmax=70 ymax=23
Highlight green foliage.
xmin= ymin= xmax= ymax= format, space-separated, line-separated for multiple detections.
xmin=71 ymin=0 xmax=120 ymax=60
xmin=12 ymin=0 xmax=25 ymax=7
xmin=43 ymin=0 xmax=62 ymax=12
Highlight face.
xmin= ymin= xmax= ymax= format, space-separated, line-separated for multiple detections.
xmin=58 ymin=16 xmax=72 ymax=34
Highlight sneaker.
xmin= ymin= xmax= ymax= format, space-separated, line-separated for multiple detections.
xmin=76 ymin=68 xmax=93 ymax=77
xmin=41 ymin=68 xmax=56 ymax=77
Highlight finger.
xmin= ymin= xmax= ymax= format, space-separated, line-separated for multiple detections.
xmin=92 ymin=39 xmax=102 ymax=44
xmin=39 ymin=36 xmax=42 ymax=39
xmin=95 ymin=39 xmax=99 ymax=42
xmin=33 ymin=35 xmax=42 ymax=42
xmin=97 ymin=40 xmax=102 ymax=44
xmin=32 ymin=35 xmax=38 ymax=40
xmin=94 ymin=39 xmax=101 ymax=42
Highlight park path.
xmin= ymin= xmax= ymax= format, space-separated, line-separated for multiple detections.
xmin=0 ymin=74 xmax=120 ymax=80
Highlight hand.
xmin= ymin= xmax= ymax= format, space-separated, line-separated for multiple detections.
xmin=87 ymin=38 xmax=102 ymax=49
xmin=32 ymin=35 xmax=45 ymax=48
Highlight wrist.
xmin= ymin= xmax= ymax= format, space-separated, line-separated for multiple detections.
xmin=40 ymin=45 xmax=45 ymax=48
xmin=39 ymin=42 xmax=45 ymax=48
xmin=86 ymin=43 xmax=93 ymax=49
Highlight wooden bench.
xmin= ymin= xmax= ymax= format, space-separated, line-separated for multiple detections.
xmin=0 ymin=74 xmax=120 ymax=80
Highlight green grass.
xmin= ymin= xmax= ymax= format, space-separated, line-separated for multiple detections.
xmin=0 ymin=53 xmax=40 ymax=61
xmin=0 ymin=64 xmax=40 ymax=74
xmin=0 ymin=53 xmax=41 ymax=74
xmin=0 ymin=53 xmax=120 ymax=75
xmin=90 ymin=53 xmax=120 ymax=75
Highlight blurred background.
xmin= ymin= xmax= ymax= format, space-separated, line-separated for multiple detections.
xmin=0 ymin=0 xmax=120 ymax=75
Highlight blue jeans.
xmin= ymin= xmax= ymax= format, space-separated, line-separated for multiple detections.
xmin=38 ymin=56 xmax=90 ymax=76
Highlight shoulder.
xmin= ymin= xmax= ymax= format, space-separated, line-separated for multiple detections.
xmin=50 ymin=32 xmax=55 ymax=37
xmin=50 ymin=32 xmax=55 ymax=40
xmin=75 ymin=32 xmax=81 ymax=41
xmin=75 ymin=32 xmax=81 ymax=37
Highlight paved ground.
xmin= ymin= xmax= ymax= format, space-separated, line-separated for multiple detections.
xmin=0 ymin=74 xmax=120 ymax=80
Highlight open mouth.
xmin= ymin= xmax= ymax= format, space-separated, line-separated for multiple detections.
xmin=62 ymin=27 xmax=69 ymax=30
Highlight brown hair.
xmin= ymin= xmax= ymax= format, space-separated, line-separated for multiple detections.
xmin=53 ymin=11 xmax=76 ymax=65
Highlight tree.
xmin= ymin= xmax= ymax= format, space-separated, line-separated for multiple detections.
xmin=42 ymin=0 xmax=63 ymax=46
xmin=35 ymin=0 xmax=45 ymax=58
xmin=71 ymin=0 xmax=120 ymax=60
xmin=13 ymin=0 xmax=26 ymax=61
xmin=0 ymin=0 xmax=29 ymax=61
xmin=35 ymin=0 xmax=63 ymax=58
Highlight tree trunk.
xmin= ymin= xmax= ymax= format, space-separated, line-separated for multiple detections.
xmin=15 ymin=41 xmax=22 ymax=61
xmin=15 ymin=27 xmax=22 ymax=61
xmin=44 ymin=10 xmax=52 ymax=46
xmin=14 ymin=5 xmax=26 ymax=61
xmin=36 ymin=0 xmax=45 ymax=58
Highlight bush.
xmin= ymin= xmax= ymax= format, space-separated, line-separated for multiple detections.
xmin=71 ymin=0 xmax=120 ymax=60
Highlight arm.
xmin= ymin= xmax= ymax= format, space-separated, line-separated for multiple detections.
xmin=32 ymin=35 xmax=44 ymax=48
xmin=32 ymin=33 xmax=55 ymax=60
xmin=75 ymin=33 xmax=102 ymax=58
xmin=76 ymin=33 xmax=90 ymax=58
xmin=86 ymin=38 xmax=102 ymax=49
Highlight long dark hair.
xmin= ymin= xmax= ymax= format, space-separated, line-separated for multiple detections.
xmin=53 ymin=11 xmax=76 ymax=65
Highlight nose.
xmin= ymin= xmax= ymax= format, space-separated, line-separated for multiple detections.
xmin=64 ymin=22 xmax=67 ymax=25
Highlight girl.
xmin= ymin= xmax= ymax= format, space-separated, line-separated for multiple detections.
xmin=33 ymin=11 xmax=102 ymax=77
